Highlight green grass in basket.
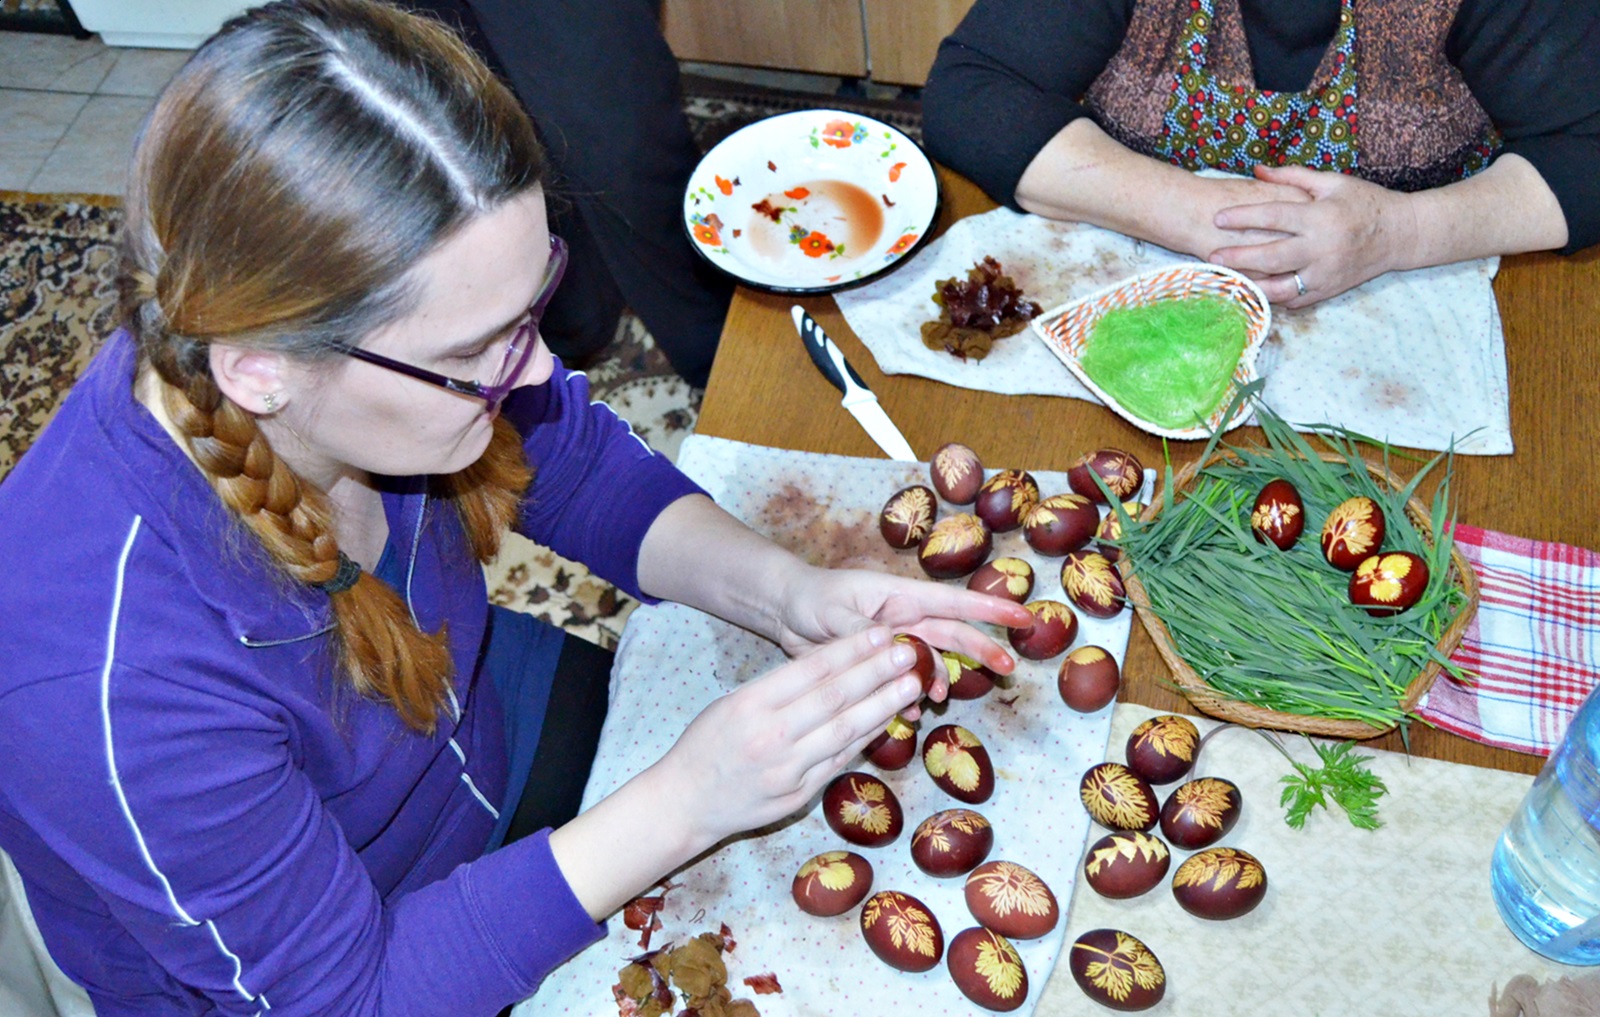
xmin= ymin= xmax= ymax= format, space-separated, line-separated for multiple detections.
xmin=1107 ymin=392 xmax=1469 ymax=733
xmin=1079 ymin=295 xmax=1249 ymax=430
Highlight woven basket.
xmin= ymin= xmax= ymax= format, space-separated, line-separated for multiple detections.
xmin=1120 ymin=451 xmax=1480 ymax=739
xmin=1030 ymin=263 xmax=1271 ymax=440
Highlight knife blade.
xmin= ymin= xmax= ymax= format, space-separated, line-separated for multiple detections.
xmin=791 ymin=305 xmax=918 ymax=462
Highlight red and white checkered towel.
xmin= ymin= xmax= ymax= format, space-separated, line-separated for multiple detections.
xmin=1416 ymin=524 xmax=1600 ymax=756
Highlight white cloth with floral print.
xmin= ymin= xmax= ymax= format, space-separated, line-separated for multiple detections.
xmin=527 ymin=436 xmax=1153 ymax=1017
xmin=835 ymin=204 xmax=1511 ymax=455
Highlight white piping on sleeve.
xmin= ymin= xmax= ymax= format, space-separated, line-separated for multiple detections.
xmin=566 ymin=372 xmax=653 ymax=453
xmin=100 ymin=516 xmax=269 ymax=1010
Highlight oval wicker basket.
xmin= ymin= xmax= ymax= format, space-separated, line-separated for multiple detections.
xmin=1119 ymin=451 xmax=1480 ymax=739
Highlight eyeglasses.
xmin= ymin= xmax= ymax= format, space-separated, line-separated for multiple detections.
xmin=333 ymin=235 xmax=568 ymax=411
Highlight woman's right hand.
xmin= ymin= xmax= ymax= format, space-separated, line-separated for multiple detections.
xmin=548 ymin=626 xmax=922 ymax=919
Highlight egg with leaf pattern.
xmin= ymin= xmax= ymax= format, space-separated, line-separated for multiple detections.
xmin=893 ymin=633 xmax=939 ymax=696
xmin=823 ymin=771 xmax=904 ymax=847
xmin=942 ymin=651 xmax=997 ymax=701
xmin=1079 ymin=762 xmax=1159 ymax=832
xmin=1008 ymin=600 xmax=1078 ymax=660
xmin=919 ymin=513 xmax=993 ymax=579
xmin=1321 ymin=495 xmax=1386 ymax=570
xmin=930 ymin=442 xmax=984 ymax=504
xmin=974 ymin=470 xmax=1040 ymax=533
xmin=1171 ymin=846 xmax=1268 ymax=920
xmin=879 ymin=485 xmax=937 ymax=550
xmin=911 ymin=809 xmax=993 ymax=877
xmin=1250 ymin=478 xmax=1305 ymax=550
xmin=1082 ymin=831 xmax=1171 ymax=899
xmin=1348 ymin=550 xmax=1429 ymax=616
xmin=967 ymin=557 xmax=1034 ymax=604
xmin=1159 ymin=776 xmax=1242 ymax=850
xmin=792 ymin=850 xmax=874 ymax=916
xmin=964 ymin=860 xmax=1059 ymax=940
xmin=948 ymin=927 xmax=1029 ymax=1012
xmin=1068 ymin=928 xmax=1166 ymax=1011
xmin=860 ymin=890 xmax=944 ymax=972
xmin=1022 ymin=493 xmax=1098 ymax=556
xmin=863 ymin=716 xmax=918 ymax=770
xmin=1124 ymin=714 xmax=1199 ymax=785
xmin=1068 ymin=448 xmax=1145 ymax=505
xmin=1059 ymin=646 xmax=1120 ymax=712
xmin=1060 ymin=550 xmax=1127 ymax=619
xmin=923 ymin=724 xmax=995 ymax=804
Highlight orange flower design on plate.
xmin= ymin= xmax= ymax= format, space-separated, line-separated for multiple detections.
xmin=886 ymin=233 xmax=918 ymax=256
xmin=798 ymin=231 xmax=836 ymax=258
xmin=821 ymin=119 xmax=857 ymax=148
xmin=784 ymin=186 xmax=810 ymax=199
xmin=714 ymin=174 xmax=736 ymax=196
xmin=888 ymin=161 xmax=908 ymax=182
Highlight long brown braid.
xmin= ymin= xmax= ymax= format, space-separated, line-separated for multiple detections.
xmin=119 ymin=0 xmax=541 ymax=733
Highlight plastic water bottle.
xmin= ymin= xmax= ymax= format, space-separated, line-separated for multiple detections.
xmin=1490 ymin=684 xmax=1600 ymax=965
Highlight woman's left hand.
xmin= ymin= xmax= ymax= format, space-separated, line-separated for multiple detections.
xmin=771 ymin=563 xmax=1034 ymax=686
xmin=1206 ymin=164 xmax=1418 ymax=308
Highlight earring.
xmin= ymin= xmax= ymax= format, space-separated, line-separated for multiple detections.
xmin=263 ymin=392 xmax=279 ymax=414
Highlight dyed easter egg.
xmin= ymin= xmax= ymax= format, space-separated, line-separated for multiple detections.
xmin=1171 ymin=846 xmax=1268 ymax=920
xmin=823 ymin=771 xmax=904 ymax=848
xmin=948 ymin=927 xmax=1029 ymax=1012
xmin=1068 ymin=929 xmax=1166 ymax=1011
xmin=1159 ymin=777 xmax=1242 ymax=850
xmin=861 ymin=890 xmax=944 ymax=972
xmin=1250 ymin=478 xmax=1305 ymax=550
xmin=942 ymin=651 xmax=997 ymax=701
xmin=863 ymin=716 xmax=918 ymax=770
xmin=911 ymin=809 xmax=994 ymax=877
xmin=894 ymin=633 xmax=939 ymax=695
xmin=964 ymin=860 xmax=1059 ymax=940
xmin=1080 ymin=762 xmax=1159 ymax=832
xmin=1059 ymin=646 xmax=1120 ymax=712
xmin=880 ymin=485 xmax=937 ymax=550
xmin=1096 ymin=502 xmax=1141 ymax=563
xmin=1321 ymin=495 xmax=1387 ymax=570
xmin=967 ymin=556 xmax=1034 ymax=604
xmin=1060 ymin=550 xmax=1127 ymax=619
xmin=919 ymin=513 xmax=993 ymax=579
xmin=1349 ymin=550 xmax=1430 ymax=616
xmin=1022 ymin=493 xmax=1098 ymax=556
xmin=1008 ymin=600 xmax=1078 ymax=660
xmin=931 ymin=442 xmax=984 ymax=504
xmin=1124 ymin=714 xmax=1199 ymax=785
xmin=923 ymin=725 xmax=995 ymax=805
xmin=792 ymin=851 xmax=873 ymax=917
xmin=974 ymin=470 xmax=1040 ymax=533
xmin=1068 ymin=448 xmax=1145 ymax=504
xmin=1082 ymin=831 xmax=1171 ymax=899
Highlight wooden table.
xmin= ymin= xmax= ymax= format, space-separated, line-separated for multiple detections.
xmin=699 ymin=167 xmax=1600 ymax=777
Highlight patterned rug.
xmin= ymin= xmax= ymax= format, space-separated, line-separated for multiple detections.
xmin=0 ymin=81 xmax=920 ymax=648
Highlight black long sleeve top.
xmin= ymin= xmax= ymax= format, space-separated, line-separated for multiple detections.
xmin=922 ymin=0 xmax=1600 ymax=252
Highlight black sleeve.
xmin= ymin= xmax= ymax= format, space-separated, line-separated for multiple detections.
xmin=1448 ymin=0 xmax=1600 ymax=252
xmin=921 ymin=0 xmax=1138 ymax=210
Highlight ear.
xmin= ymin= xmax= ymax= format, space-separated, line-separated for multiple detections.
xmin=210 ymin=345 xmax=289 ymax=415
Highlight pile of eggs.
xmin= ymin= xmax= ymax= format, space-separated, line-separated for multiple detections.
xmin=1250 ymin=479 xmax=1430 ymax=615
xmin=786 ymin=443 xmax=1152 ymax=1010
xmin=1068 ymin=713 xmax=1270 ymax=1010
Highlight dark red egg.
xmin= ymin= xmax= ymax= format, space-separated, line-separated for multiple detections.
xmin=911 ymin=809 xmax=994 ymax=877
xmin=861 ymin=890 xmax=944 ymax=972
xmin=919 ymin=513 xmax=993 ymax=579
xmin=1068 ymin=929 xmax=1166 ymax=1011
xmin=1124 ymin=714 xmax=1199 ymax=785
xmin=1059 ymin=646 xmax=1120 ymax=712
xmin=948 ymin=927 xmax=1029 ymax=1012
xmin=964 ymin=860 xmax=1059 ymax=940
xmin=1159 ymin=777 xmax=1242 ymax=850
xmin=974 ymin=470 xmax=1040 ymax=533
xmin=792 ymin=850 xmax=874 ymax=916
xmin=1008 ymin=600 xmax=1078 ymax=660
xmin=967 ymin=556 xmax=1034 ymax=604
xmin=1096 ymin=502 xmax=1141 ymax=563
xmin=923 ymin=725 xmax=995 ymax=804
xmin=1022 ymin=493 xmax=1098 ymax=556
xmin=894 ymin=633 xmax=939 ymax=695
xmin=1349 ymin=550 xmax=1430 ymax=616
xmin=1321 ymin=495 xmax=1387 ymax=570
xmin=1172 ymin=846 xmax=1268 ymax=920
xmin=879 ymin=485 xmax=937 ymax=550
xmin=864 ymin=716 xmax=918 ymax=770
xmin=942 ymin=651 xmax=997 ymax=701
xmin=1060 ymin=550 xmax=1127 ymax=619
xmin=1250 ymin=478 xmax=1305 ymax=550
xmin=1068 ymin=449 xmax=1145 ymax=505
xmin=931 ymin=442 xmax=985 ymax=504
xmin=823 ymin=771 xmax=904 ymax=847
xmin=1080 ymin=762 xmax=1159 ymax=832
xmin=1082 ymin=831 xmax=1172 ymax=899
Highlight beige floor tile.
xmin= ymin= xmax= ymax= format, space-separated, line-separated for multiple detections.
xmin=98 ymin=47 xmax=191 ymax=97
xmin=28 ymin=94 xmax=154 ymax=196
xmin=0 ymin=33 xmax=115 ymax=93
xmin=0 ymin=89 xmax=88 ymax=192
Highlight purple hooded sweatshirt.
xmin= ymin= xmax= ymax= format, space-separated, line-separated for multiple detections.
xmin=0 ymin=332 xmax=704 ymax=1015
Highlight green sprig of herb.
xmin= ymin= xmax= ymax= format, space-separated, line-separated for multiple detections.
xmin=1278 ymin=740 xmax=1389 ymax=830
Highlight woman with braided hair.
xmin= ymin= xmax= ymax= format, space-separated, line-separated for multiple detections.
xmin=0 ymin=2 xmax=1031 ymax=1013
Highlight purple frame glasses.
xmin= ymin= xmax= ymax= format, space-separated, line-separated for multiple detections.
xmin=334 ymin=235 xmax=568 ymax=410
